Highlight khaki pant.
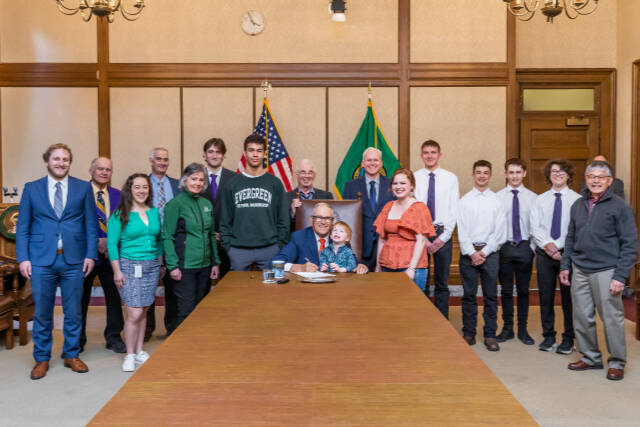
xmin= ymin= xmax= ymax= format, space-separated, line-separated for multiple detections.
xmin=571 ymin=265 xmax=626 ymax=369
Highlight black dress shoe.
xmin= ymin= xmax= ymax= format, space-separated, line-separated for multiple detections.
xmin=484 ymin=338 xmax=500 ymax=352
xmin=106 ymin=341 xmax=127 ymax=354
xmin=496 ymin=329 xmax=514 ymax=343
xmin=463 ymin=335 xmax=476 ymax=346
xmin=517 ymin=330 xmax=535 ymax=345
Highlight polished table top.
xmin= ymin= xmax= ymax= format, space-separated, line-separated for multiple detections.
xmin=90 ymin=272 xmax=536 ymax=426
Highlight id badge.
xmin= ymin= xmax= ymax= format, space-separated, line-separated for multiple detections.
xmin=134 ymin=264 xmax=143 ymax=278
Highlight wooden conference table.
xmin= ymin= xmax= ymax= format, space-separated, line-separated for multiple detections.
xmin=90 ymin=272 xmax=535 ymax=426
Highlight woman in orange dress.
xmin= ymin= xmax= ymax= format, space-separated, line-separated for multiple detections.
xmin=373 ymin=168 xmax=436 ymax=291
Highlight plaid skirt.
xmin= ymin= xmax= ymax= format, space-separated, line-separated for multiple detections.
xmin=118 ymin=258 xmax=160 ymax=307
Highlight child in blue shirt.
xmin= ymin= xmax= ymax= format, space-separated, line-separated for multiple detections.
xmin=319 ymin=221 xmax=358 ymax=273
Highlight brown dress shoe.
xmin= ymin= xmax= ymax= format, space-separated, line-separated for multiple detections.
xmin=567 ymin=360 xmax=604 ymax=371
xmin=64 ymin=358 xmax=89 ymax=373
xmin=30 ymin=361 xmax=50 ymax=380
xmin=463 ymin=335 xmax=476 ymax=346
xmin=484 ymin=338 xmax=500 ymax=352
xmin=607 ymin=368 xmax=624 ymax=381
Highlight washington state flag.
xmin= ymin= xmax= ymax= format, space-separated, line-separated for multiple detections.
xmin=334 ymin=100 xmax=401 ymax=199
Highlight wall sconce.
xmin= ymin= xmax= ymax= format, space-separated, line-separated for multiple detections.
xmin=329 ymin=0 xmax=347 ymax=22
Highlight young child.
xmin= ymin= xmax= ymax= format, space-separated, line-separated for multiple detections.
xmin=320 ymin=221 xmax=358 ymax=273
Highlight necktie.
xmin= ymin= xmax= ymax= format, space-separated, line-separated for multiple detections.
xmin=550 ymin=193 xmax=562 ymax=240
xmin=300 ymin=191 xmax=312 ymax=200
xmin=369 ymin=180 xmax=377 ymax=212
xmin=157 ymin=181 xmax=167 ymax=221
xmin=511 ymin=189 xmax=521 ymax=244
xmin=210 ymin=174 xmax=218 ymax=201
xmin=318 ymin=238 xmax=325 ymax=260
xmin=96 ymin=190 xmax=108 ymax=237
xmin=427 ymin=172 xmax=436 ymax=221
xmin=54 ymin=182 xmax=63 ymax=218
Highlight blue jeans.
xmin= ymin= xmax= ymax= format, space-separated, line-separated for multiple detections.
xmin=382 ymin=267 xmax=428 ymax=292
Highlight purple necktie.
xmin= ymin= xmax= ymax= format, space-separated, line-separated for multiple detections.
xmin=550 ymin=193 xmax=562 ymax=240
xmin=210 ymin=173 xmax=218 ymax=200
xmin=511 ymin=189 xmax=521 ymax=244
xmin=427 ymin=172 xmax=436 ymax=221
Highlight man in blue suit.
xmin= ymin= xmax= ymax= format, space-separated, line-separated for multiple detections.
xmin=17 ymin=143 xmax=97 ymax=380
xmin=342 ymin=147 xmax=395 ymax=270
xmin=80 ymin=157 xmax=125 ymax=354
xmin=273 ymin=203 xmax=368 ymax=274
xmin=146 ymin=147 xmax=180 ymax=340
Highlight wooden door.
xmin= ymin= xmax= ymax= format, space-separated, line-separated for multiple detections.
xmin=520 ymin=116 xmax=599 ymax=194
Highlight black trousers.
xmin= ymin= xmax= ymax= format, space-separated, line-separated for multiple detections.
xmin=217 ymin=241 xmax=231 ymax=279
xmin=81 ymin=257 xmax=124 ymax=346
xmin=427 ymin=236 xmax=453 ymax=319
xmin=361 ymin=238 xmax=378 ymax=271
xmin=498 ymin=241 xmax=534 ymax=330
xmin=146 ymin=276 xmax=177 ymax=336
xmin=536 ymin=248 xmax=574 ymax=340
xmin=172 ymin=267 xmax=211 ymax=332
xmin=459 ymin=252 xmax=499 ymax=339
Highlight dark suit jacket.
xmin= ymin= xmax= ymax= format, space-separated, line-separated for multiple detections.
xmin=149 ymin=174 xmax=180 ymax=201
xmin=273 ymin=226 xmax=322 ymax=266
xmin=580 ymin=177 xmax=624 ymax=199
xmin=342 ymin=175 xmax=393 ymax=258
xmin=201 ymin=167 xmax=237 ymax=232
xmin=287 ymin=187 xmax=333 ymax=230
xmin=16 ymin=176 xmax=98 ymax=266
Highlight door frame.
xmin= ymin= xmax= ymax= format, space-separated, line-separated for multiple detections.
xmin=631 ymin=60 xmax=640 ymax=302
xmin=513 ymin=69 xmax=616 ymax=163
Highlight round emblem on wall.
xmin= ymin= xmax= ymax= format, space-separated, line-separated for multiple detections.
xmin=0 ymin=205 xmax=19 ymax=240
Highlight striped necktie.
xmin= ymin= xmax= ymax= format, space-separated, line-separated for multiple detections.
xmin=54 ymin=182 xmax=64 ymax=218
xmin=96 ymin=190 xmax=108 ymax=237
xmin=157 ymin=181 xmax=167 ymax=221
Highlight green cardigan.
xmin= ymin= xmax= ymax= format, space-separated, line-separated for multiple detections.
xmin=107 ymin=208 xmax=162 ymax=261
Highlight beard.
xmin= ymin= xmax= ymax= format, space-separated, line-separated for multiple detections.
xmin=47 ymin=164 xmax=69 ymax=179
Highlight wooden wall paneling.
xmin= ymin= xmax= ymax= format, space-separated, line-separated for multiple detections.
xmin=408 ymin=63 xmax=509 ymax=86
xmin=0 ymin=63 xmax=98 ymax=87
xmin=398 ymin=0 xmax=410 ymax=167
xmin=506 ymin=12 xmax=518 ymax=159
xmin=97 ymin=19 xmax=110 ymax=158
xmin=631 ymin=60 xmax=640 ymax=295
xmin=325 ymin=87 xmax=329 ymax=190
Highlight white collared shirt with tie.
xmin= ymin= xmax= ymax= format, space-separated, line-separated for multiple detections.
xmin=496 ymin=184 xmax=537 ymax=243
xmin=530 ymin=186 xmax=581 ymax=250
xmin=413 ymin=167 xmax=459 ymax=243
xmin=457 ymin=187 xmax=507 ymax=257
xmin=47 ymin=174 xmax=68 ymax=249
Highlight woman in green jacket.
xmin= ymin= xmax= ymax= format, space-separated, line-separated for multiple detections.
xmin=163 ymin=163 xmax=220 ymax=333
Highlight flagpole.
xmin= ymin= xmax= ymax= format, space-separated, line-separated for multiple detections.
xmin=261 ymin=80 xmax=272 ymax=169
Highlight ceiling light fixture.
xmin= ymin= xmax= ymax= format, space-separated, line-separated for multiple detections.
xmin=503 ymin=0 xmax=598 ymax=23
xmin=56 ymin=0 xmax=145 ymax=22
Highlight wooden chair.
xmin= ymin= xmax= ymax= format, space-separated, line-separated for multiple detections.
xmin=295 ymin=198 xmax=363 ymax=262
xmin=11 ymin=274 xmax=33 ymax=346
xmin=0 ymin=263 xmax=17 ymax=349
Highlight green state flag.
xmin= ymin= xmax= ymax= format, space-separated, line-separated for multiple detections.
xmin=334 ymin=100 xmax=402 ymax=199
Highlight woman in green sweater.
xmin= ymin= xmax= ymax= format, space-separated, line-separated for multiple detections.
xmin=107 ymin=173 xmax=162 ymax=372
xmin=163 ymin=163 xmax=220 ymax=334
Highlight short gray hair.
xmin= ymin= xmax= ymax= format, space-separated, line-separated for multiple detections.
xmin=178 ymin=162 xmax=209 ymax=193
xmin=149 ymin=147 xmax=169 ymax=159
xmin=312 ymin=202 xmax=334 ymax=218
xmin=362 ymin=147 xmax=382 ymax=161
xmin=585 ymin=160 xmax=612 ymax=178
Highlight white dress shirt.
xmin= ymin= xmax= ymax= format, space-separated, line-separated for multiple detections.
xmin=284 ymin=232 xmax=328 ymax=271
xmin=48 ymin=174 xmax=68 ymax=249
xmin=457 ymin=187 xmax=507 ymax=256
xmin=207 ymin=168 xmax=222 ymax=188
xmin=496 ymin=184 xmax=537 ymax=243
xmin=365 ymin=175 xmax=380 ymax=205
xmin=530 ymin=186 xmax=581 ymax=250
xmin=47 ymin=174 xmax=68 ymax=211
xmin=413 ymin=167 xmax=459 ymax=243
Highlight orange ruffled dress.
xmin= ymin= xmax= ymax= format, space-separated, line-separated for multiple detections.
xmin=373 ymin=201 xmax=436 ymax=270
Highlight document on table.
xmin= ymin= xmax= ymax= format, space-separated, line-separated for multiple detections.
xmin=293 ymin=272 xmax=336 ymax=280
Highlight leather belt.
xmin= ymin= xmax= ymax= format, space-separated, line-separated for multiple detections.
xmin=57 ymin=249 xmax=63 ymax=254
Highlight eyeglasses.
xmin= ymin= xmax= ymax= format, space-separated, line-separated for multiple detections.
xmin=586 ymin=174 xmax=611 ymax=182
xmin=297 ymin=171 xmax=315 ymax=176
xmin=312 ymin=215 xmax=333 ymax=222
xmin=550 ymin=169 xmax=567 ymax=176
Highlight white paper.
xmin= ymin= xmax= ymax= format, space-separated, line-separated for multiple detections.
xmin=293 ymin=272 xmax=336 ymax=279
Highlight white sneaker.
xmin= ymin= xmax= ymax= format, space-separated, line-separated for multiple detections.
xmin=135 ymin=351 xmax=150 ymax=365
xmin=122 ymin=354 xmax=136 ymax=372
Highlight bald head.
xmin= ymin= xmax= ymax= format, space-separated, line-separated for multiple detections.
xmin=295 ymin=158 xmax=317 ymax=192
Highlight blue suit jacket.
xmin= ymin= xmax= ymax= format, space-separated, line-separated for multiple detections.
xmin=273 ymin=227 xmax=321 ymax=266
xmin=16 ymin=176 xmax=98 ymax=266
xmin=342 ymin=175 xmax=394 ymax=258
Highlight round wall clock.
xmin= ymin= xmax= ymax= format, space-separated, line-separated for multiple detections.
xmin=241 ymin=10 xmax=265 ymax=36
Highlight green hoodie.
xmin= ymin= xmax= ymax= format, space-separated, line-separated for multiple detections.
xmin=162 ymin=190 xmax=220 ymax=271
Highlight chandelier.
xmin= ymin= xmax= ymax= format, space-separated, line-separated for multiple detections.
xmin=56 ymin=0 xmax=145 ymax=22
xmin=503 ymin=0 xmax=599 ymax=22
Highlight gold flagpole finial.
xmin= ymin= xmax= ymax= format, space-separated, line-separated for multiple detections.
xmin=261 ymin=80 xmax=272 ymax=100
xmin=368 ymin=81 xmax=372 ymax=101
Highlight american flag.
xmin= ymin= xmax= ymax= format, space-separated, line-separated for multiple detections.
xmin=237 ymin=100 xmax=294 ymax=191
